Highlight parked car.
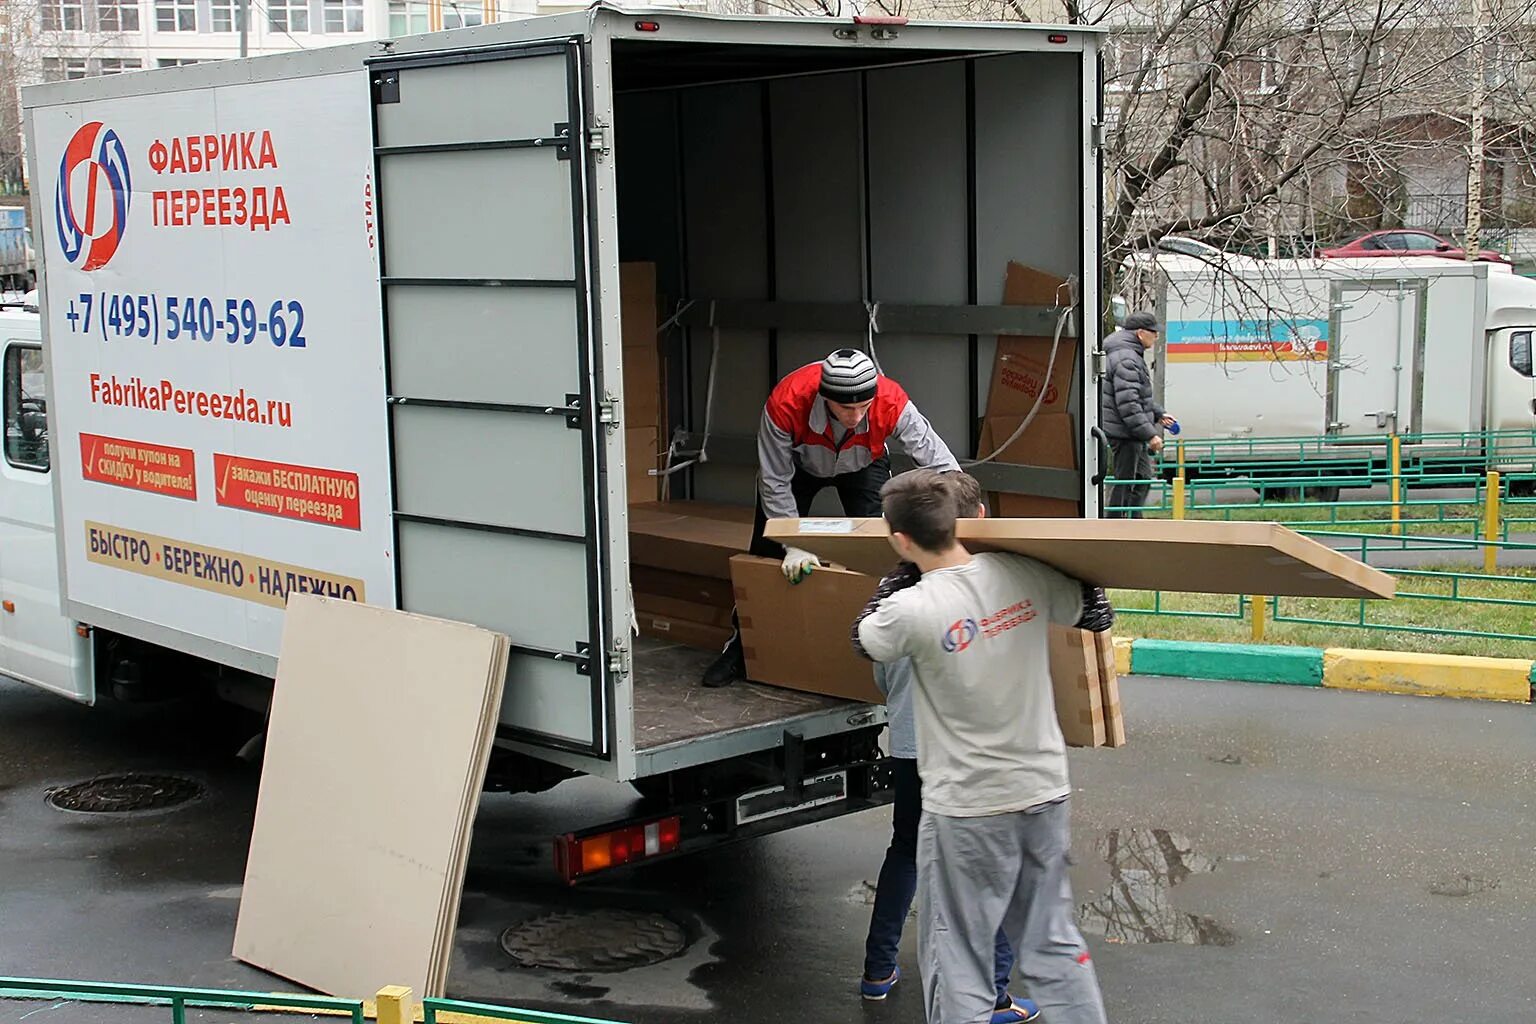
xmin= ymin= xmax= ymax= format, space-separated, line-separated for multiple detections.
xmin=1319 ymin=229 xmax=1512 ymax=265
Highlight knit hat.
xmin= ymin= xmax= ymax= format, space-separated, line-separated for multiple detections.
xmin=1124 ymin=311 xmax=1161 ymax=332
xmin=818 ymin=349 xmax=879 ymax=404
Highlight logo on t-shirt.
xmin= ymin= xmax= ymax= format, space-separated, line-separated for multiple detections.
xmin=941 ymin=618 xmax=979 ymax=653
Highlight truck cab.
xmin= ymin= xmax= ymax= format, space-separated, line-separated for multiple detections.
xmin=0 ymin=307 xmax=92 ymax=701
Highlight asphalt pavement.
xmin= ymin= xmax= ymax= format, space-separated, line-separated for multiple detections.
xmin=3 ymin=673 xmax=1535 ymax=1024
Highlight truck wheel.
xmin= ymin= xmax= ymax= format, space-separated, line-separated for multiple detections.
xmin=1257 ymin=486 xmax=1299 ymax=502
xmin=1305 ymin=485 xmax=1341 ymax=503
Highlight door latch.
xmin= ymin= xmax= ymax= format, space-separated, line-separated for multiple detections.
xmin=1363 ymin=410 xmax=1396 ymax=430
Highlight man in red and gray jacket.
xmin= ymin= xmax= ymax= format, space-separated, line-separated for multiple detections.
xmin=701 ymin=348 xmax=959 ymax=687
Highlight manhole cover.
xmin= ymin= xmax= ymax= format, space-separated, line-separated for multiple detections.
xmin=47 ymin=773 xmax=204 ymax=814
xmin=500 ymin=910 xmax=687 ymax=971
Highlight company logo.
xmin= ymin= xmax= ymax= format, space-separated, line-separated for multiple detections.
xmin=56 ymin=121 xmax=132 ymax=271
xmin=941 ymin=618 xmax=979 ymax=653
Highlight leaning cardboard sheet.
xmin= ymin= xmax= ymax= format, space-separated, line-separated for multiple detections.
xmin=233 ymin=595 xmax=510 ymax=999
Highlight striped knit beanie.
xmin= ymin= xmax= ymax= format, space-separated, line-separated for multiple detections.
xmin=818 ymin=349 xmax=879 ymax=404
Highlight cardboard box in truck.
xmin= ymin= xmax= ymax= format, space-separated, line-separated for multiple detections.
xmin=731 ymin=554 xmax=883 ymax=704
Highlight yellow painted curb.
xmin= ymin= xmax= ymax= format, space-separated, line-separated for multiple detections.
xmin=1322 ymin=649 xmax=1533 ymax=702
xmin=1112 ymin=637 xmax=1133 ymax=676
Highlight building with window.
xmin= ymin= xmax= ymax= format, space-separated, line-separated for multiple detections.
xmin=2 ymin=0 xmax=701 ymax=192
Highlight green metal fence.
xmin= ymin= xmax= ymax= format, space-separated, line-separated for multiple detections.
xmin=0 ymin=977 xmax=366 ymax=1024
xmin=424 ymin=997 xmax=623 ymax=1024
xmin=0 ymin=977 xmax=627 ymax=1024
xmin=1100 ymin=429 xmax=1536 ymax=649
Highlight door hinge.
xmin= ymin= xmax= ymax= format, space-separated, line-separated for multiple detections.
xmin=565 ymin=394 xmax=618 ymax=429
xmin=1092 ymin=348 xmax=1106 ymax=379
xmin=589 ymin=122 xmax=611 ymax=159
xmin=373 ymin=69 xmax=400 ymax=105
xmin=1091 ymin=119 xmax=1105 ymax=152
xmin=554 ymin=121 xmax=572 ymax=161
xmin=608 ymin=643 xmax=630 ymax=678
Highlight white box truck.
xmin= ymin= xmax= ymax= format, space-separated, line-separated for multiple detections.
xmin=9 ymin=7 xmax=1104 ymax=879
xmin=1127 ymin=258 xmax=1536 ymax=493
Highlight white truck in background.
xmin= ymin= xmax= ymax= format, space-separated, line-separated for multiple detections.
xmin=7 ymin=8 xmax=1105 ymax=880
xmin=1123 ymin=258 xmax=1536 ymax=495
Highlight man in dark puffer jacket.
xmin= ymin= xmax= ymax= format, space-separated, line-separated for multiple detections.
xmin=1100 ymin=312 xmax=1175 ymax=517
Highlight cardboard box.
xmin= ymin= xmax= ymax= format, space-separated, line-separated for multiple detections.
xmin=634 ymin=592 xmax=735 ymax=629
xmin=1093 ymin=631 xmax=1127 ymax=747
xmin=764 ymin=517 xmax=1396 ymax=599
xmin=637 ymin=612 xmax=733 ymax=651
xmin=620 ymin=261 xmax=667 ymax=445
xmin=628 ymin=501 xmax=755 ymax=580
xmin=988 ymin=492 xmax=1081 ymax=518
xmin=623 ymin=345 xmax=661 ymax=413
xmin=1049 ymin=625 xmax=1107 ymax=748
xmin=620 ymin=262 xmax=658 ymax=349
xmin=626 ymin=427 xmax=658 ymax=504
xmin=731 ymin=554 xmax=883 ymax=704
xmin=985 ymin=263 xmax=1078 ymax=418
xmin=630 ymin=566 xmax=737 ymax=609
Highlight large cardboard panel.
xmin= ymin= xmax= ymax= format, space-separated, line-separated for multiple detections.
xmin=977 ymin=413 xmax=1080 ymax=518
xmin=985 ymin=263 xmax=1077 ymax=418
xmin=1049 ymin=625 xmax=1105 ymax=748
xmin=233 ymin=595 xmax=507 ymax=998
xmin=629 ymin=502 xmax=755 ymax=579
xmin=731 ymin=555 xmax=882 ymax=704
xmin=1094 ymin=630 xmax=1127 ymax=748
xmin=977 ymin=414 xmax=1077 ymax=470
xmin=764 ymin=518 xmax=1395 ymax=599
xmin=986 ymin=337 xmax=1079 ymax=418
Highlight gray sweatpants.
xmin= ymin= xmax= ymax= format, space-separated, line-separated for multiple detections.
xmin=918 ymin=799 xmax=1107 ymax=1024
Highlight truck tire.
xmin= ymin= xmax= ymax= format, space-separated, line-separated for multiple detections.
xmin=1305 ymin=485 xmax=1341 ymax=503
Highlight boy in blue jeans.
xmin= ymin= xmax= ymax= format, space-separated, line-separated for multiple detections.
xmin=859 ymin=472 xmax=1039 ymax=1024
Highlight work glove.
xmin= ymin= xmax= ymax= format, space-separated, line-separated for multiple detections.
xmin=781 ymin=546 xmax=820 ymax=585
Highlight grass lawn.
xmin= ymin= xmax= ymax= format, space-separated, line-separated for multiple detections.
xmin=1111 ymin=563 xmax=1536 ymax=660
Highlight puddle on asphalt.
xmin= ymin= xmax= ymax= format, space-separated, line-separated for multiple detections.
xmin=1077 ymin=828 xmax=1237 ymax=946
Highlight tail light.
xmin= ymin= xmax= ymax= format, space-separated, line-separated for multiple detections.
xmin=555 ymin=816 xmax=682 ymax=884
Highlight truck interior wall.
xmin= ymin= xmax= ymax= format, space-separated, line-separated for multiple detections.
xmin=973 ymin=53 xmax=1085 ymax=436
xmin=616 ymin=50 xmax=1085 ymax=510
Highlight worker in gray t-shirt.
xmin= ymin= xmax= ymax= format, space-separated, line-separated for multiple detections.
xmin=854 ymin=468 xmax=1114 ymax=1024
xmin=858 ymin=477 xmax=1037 ymax=1024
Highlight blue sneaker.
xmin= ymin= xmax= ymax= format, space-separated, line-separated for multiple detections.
xmin=860 ymin=967 xmax=900 ymax=1001
xmin=992 ymin=997 xmax=1042 ymax=1023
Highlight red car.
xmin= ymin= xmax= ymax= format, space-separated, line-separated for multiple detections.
xmin=1319 ymin=229 xmax=1512 ymax=264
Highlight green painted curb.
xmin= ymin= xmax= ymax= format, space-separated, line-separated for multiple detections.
xmin=1130 ymin=639 xmax=1325 ymax=686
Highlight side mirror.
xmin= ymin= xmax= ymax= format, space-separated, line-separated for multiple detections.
xmin=1435 ymin=243 xmax=1453 ymax=252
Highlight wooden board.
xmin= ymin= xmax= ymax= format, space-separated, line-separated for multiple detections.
xmin=233 ymin=595 xmax=508 ymax=999
xmin=1093 ymin=630 xmax=1127 ymax=748
xmin=764 ymin=517 xmax=1394 ymax=599
xmin=1049 ymin=625 xmax=1106 ymax=747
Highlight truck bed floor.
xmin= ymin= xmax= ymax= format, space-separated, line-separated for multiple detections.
xmin=631 ymin=636 xmax=857 ymax=751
